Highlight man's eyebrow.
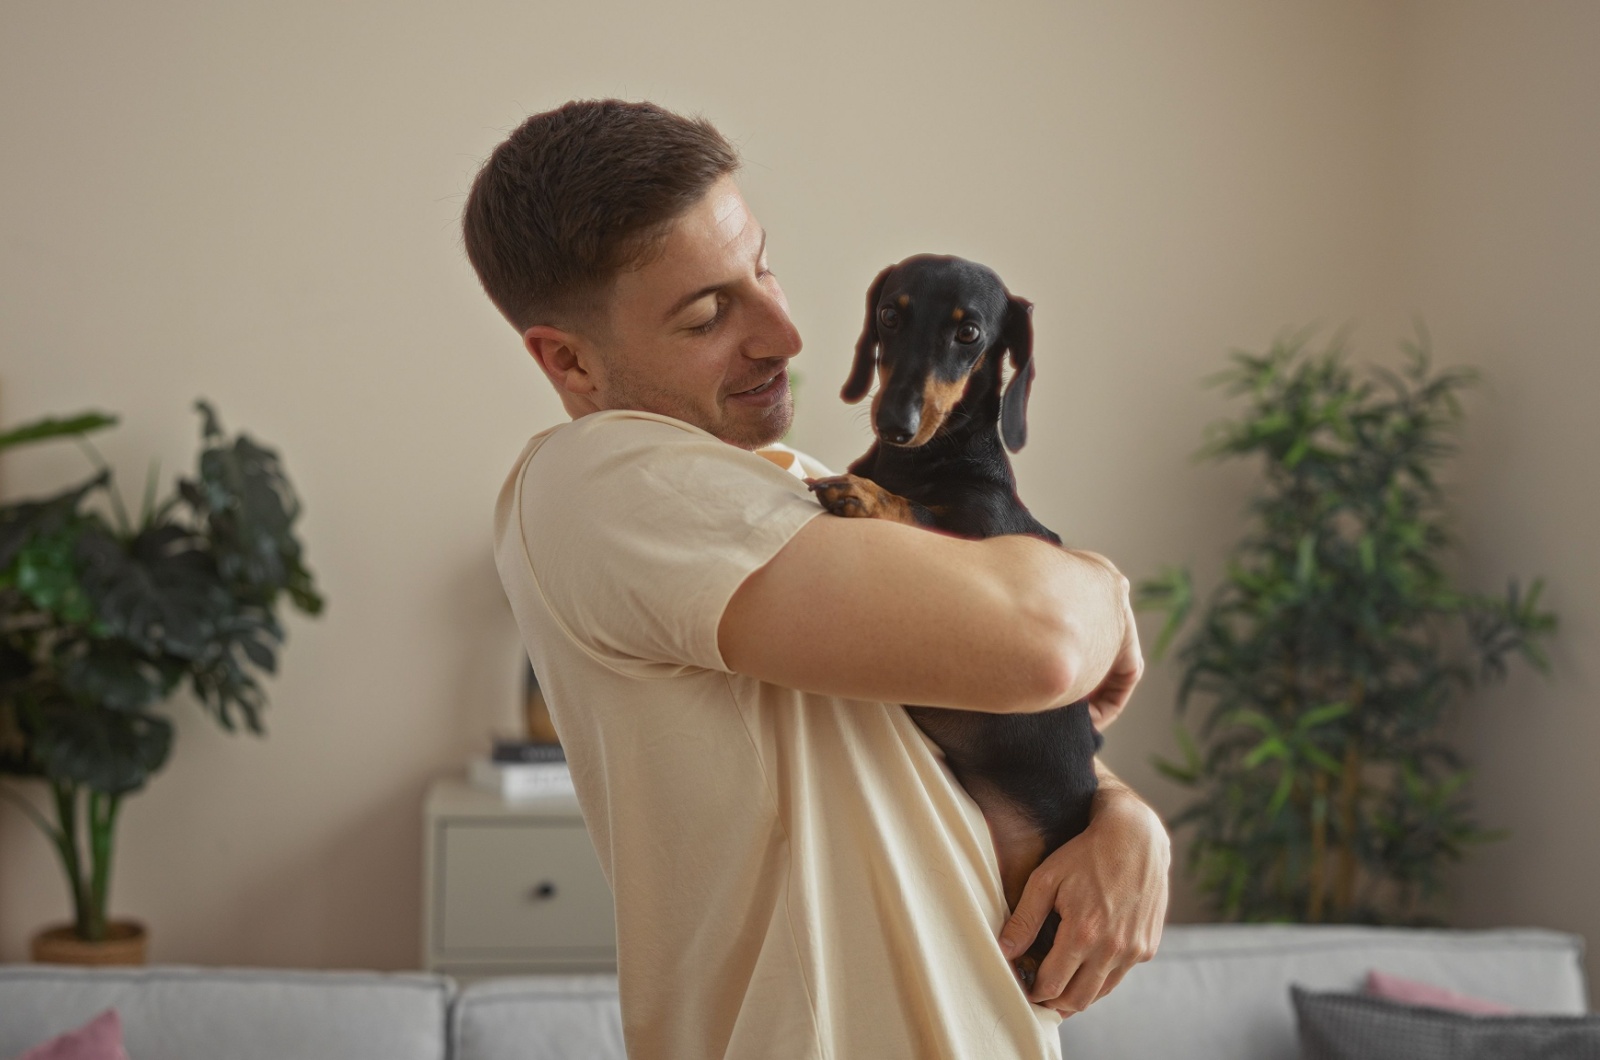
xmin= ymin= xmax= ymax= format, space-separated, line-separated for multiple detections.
xmin=661 ymin=228 xmax=768 ymax=323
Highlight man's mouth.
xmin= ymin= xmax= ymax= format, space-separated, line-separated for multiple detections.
xmin=734 ymin=371 xmax=784 ymax=396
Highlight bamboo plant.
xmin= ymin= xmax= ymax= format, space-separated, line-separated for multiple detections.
xmin=0 ymin=402 xmax=322 ymax=942
xmin=1139 ymin=328 xmax=1556 ymax=925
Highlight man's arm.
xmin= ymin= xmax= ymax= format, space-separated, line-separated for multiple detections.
xmin=719 ymin=512 xmax=1129 ymax=715
xmin=997 ymin=758 xmax=1172 ymax=1014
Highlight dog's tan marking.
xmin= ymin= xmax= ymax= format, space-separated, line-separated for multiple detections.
xmin=906 ymin=372 xmax=973 ymax=447
xmin=896 ymin=294 xmax=910 ymax=308
xmin=807 ymin=474 xmax=919 ymax=525
xmin=958 ymin=774 xmax=1054 ymax=989
xmin=951 ymin=308 xmax=965 ymax=321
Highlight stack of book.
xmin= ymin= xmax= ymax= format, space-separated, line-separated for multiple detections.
xmin=469 ymin=740 xmax=573 ymax=801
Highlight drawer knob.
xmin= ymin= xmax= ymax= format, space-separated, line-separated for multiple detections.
xmin=529 ymin=880 xmax=558 ymax=901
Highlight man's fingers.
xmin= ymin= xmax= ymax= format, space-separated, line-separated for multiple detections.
xmin=1091 ymin=963 xmax=1133 ymax=1005
xmin=1045 ymin=964 xmax=1112 ymax=1017
xmin=997 ymin=868 xmax=1059 ymax=960
xmin=1032 ymin=935 xmax=1110 ymax=1010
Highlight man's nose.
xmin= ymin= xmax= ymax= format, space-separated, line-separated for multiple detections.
xmin=747 ymin=286 xmax=802 ymax=360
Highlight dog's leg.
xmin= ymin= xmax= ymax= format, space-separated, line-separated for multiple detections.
xmin=951 ymin=776 xmax=1061 ymax=991
xmin=806 ymin=474 xmax=935 ymax=526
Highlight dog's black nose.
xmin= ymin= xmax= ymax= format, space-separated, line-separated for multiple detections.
xmin=878 ymin=403 xmax=921 ymax=446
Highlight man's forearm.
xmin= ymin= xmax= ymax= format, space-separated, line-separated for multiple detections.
xmin=719 ymin=515 xmax=1130 ymax=714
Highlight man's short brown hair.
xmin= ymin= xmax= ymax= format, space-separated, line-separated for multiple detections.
xmin=462 ymin=99 xmax=740 ymax=333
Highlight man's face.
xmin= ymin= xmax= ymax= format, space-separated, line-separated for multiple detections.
xmin=584 ymin=175 xmax=802 ymax=449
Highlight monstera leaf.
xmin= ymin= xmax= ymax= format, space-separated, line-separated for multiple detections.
xmin=73 ymin=523 xmax=231 ymax=659
xmin=182 ymin=401 xmax=324 ymax=615
xmin=0 ymin=471 xmax=109 ymax=578
xmin=57 ymin=639 xmax=182 ymax=714
xmin=29 ymin=698 xmax=173 ymax=796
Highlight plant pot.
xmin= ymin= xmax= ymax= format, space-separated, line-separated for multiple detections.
xmin=30 ymin=919 xmax=148 ymax=966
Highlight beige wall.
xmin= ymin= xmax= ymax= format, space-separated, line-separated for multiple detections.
xmin=0 ymin=0 xmax=1588 ymax=996
xmin=1399 ymin=1 xmax=1600 ymax=1001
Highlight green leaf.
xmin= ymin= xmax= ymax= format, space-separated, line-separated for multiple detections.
xmin=181 ymin=410 xmax=320 ymax=615
xmin=1137 ymin=566 xmax=1194 ymax=662
xmin=58 ymin=641 xmax=172 ymax=712
xmin=1358 ymin=535 xmax=1375 ymax=574
xmin=1242 ymin=736 xmax=1289 ymax=769
xmin=1294 ymin=534 xmax=1316 ymax=586
xmin=1152 ymin=754 xmax=1199 ymax=785
xmin=13 ymin=529 xmax=96 ymax=622
xmin=1283 ymin=438 xmax=1310 ymax=469
xmin=1267 ymin=768 xmax=1296 ymax=817
xmin=0 ymin=470 xmax=109 ymax=574
xmin=0 ymin=412 xmax=118 ymax=453
xmin=1299 ymin=744 xmax=1342 ymax=774
xmin=1295 ymin=702 xmax=1350 ymax=731
xmin=30 ymin=703 xmax=172 ymax=796
xmin=75 ymin=524 xmax=228 ymax=658
xmin=1223 ymin=708 xmax=1279 ymax=737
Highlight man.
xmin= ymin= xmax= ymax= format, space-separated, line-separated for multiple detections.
xmin=468 ymin=99 xmax=1169 ymax=1059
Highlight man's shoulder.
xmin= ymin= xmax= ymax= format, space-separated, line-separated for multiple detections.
xmin=524 ymin=410 xmax=823 ymax=487
xmin=501 ymin=411 xmax=715 ymax=499
xmin=529 ymin=409 xmax=725 ymax=469
xmin=535 ymin=408 xmax=710 ymax=455
xmin=505 ymin=410 xmax=820 ymax=532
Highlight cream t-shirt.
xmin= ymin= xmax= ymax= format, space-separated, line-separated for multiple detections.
xmin=492 ymin=409 xmax=1062 ymax=1060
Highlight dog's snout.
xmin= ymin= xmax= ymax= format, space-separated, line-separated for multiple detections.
xmin=876 ymin=405 xmax=921 ymax=447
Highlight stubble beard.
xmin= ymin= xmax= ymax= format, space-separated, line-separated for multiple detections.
xmin=606 ymin=370 xmax=793 ymax=451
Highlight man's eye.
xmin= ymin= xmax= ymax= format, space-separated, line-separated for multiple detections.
xmin=690 ymin=296 xmax=727 ymax=334
xmin=956 ymin=323 xmax=981 ymax=344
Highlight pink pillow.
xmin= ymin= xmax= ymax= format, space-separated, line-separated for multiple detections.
xmin=1364 ymin=969 xmax=1517 ymax=1015
xmin=15 ymin=1008 xmax=130 ymax=1060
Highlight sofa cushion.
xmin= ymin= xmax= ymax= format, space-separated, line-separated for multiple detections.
xmin=11 ymin=1008 xmax=128 ymax=1060
xmin=1293 ymin=985 xmax=1600 ymax=1060
xmin=451 ymin=974 xmax=624 ymax=1060
xmin=0 ymin=966 xmax=452 ymax=1060
xmin=1058 ymin=924 xmax=1588 ymax=1060
xmin=1363 ymin=969 xmax=1516 ymax=1014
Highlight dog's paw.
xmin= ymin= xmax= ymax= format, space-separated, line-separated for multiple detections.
xmin=807 ymin=474 xmax=889 ymax=519
xmin=1012 ymin=954 xmax=1040 ymax=992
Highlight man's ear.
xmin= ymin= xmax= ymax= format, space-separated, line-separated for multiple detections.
xmin=524 ymin=325 xmax=596 ymax=397
xmin=842 ymin=265 xmax=895 ymax=403
xmin=999 ymin=296 xmax=1035 ymax=452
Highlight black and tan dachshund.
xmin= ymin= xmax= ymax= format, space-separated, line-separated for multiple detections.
xmin=807 ymin=253 xmax=1101 ymax=990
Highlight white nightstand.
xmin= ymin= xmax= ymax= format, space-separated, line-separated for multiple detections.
xmin=422 ymin=778 xmax=617 ymax=977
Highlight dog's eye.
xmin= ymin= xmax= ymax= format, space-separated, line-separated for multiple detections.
xmin=878 ymin=306 xmax=899 ymax=329
xmin=956 ymin=323 xmax=981 ymax=344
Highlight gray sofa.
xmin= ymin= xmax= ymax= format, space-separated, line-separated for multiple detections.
xmin=1 ymin=924 xmax=1587 ymax=1059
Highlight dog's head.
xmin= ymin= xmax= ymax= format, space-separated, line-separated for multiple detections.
xmin=842 ymin=254 xmax=1035 ymax=451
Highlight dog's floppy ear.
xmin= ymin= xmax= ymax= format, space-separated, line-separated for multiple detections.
xmin=999 ymin=295 xmax=1035 ymax=452
xmin=842 ymin=265 xmax=894 ymax=403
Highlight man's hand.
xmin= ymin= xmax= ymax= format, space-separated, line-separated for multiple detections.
xmin=997 ymin=772 xmax=1170 ymax=1015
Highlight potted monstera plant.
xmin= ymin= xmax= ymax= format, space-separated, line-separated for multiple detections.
xmin=0 ymin=401 xmax=322 ymax=964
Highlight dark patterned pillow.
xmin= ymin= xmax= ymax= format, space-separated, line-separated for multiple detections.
xmin=1292 ymin=985 xmax=1600 ymax=1060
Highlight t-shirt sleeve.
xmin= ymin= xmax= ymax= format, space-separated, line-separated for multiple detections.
xmin=508 ymin=413 xmax=825 ymax=678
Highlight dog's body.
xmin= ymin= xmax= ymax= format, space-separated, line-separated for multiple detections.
xmin=808 ymin=254 xmax=1101 ymax=987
